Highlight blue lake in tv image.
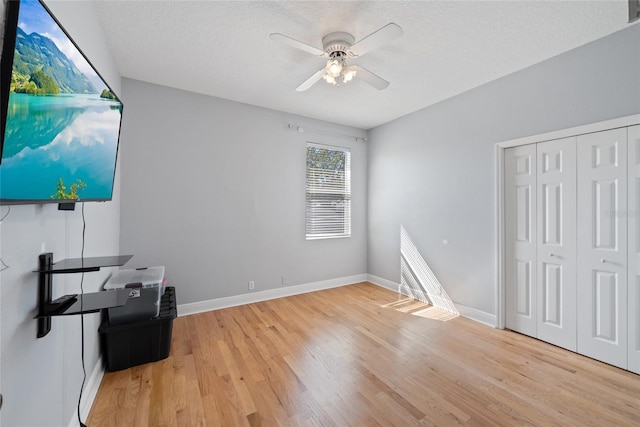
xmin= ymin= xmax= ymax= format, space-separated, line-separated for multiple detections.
xmin=0 ymin=93 xmax=122 ymax=200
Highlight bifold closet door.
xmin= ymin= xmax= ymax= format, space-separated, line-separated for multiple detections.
xmin=536 ymin=138 xmax=577 ymax=351
xmin=577 ymin=128 xmax=628 ymax=370
xmin=505 ymin=139 xmax=577 ymax=350
xmin=628 ymin=125 xmax=640 ymax=375
xmin=505 ymin=144 xmax=537 ymax=337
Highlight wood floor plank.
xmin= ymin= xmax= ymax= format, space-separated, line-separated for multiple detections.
xmin=87 ymin=282 xmax=640 ymax=426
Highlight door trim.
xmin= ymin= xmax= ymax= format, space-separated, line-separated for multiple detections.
xmin=495 ymin=114 xmax=640 ymax=329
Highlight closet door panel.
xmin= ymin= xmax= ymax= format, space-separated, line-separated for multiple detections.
xmin=628 ymin=125 xmax=640 ymax=374
xmin=577 ymin=128 xmax=628 ymax=369
xmin=536 ymin=138 xmax=577 ymax=351
xmin=505 ymin=144 xmax=537 ymax=336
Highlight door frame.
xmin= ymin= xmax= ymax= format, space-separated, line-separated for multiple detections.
xmin=495 ymin=114 xmax=640 ymax=329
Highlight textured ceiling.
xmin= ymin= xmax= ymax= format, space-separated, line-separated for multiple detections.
xmin=93 ymin=1 xmax=633 ymax=130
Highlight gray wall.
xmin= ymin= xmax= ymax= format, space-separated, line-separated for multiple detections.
xmin=118 ymin=79 xmax=368 ymax=305
xmin=0 ymin=1 xmax=122 ymax=425
xmin=367 ymin=24 xmax=640 ymax=317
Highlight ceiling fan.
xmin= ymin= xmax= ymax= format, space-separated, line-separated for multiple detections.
xmin=270 ymin=23 xmax=403 ymax=92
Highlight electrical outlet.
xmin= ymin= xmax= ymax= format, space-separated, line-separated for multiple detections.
xmin=281 ymin=276 xmax=287 ymax=285
xmin=248 ymin=280 xmax=255 ymax=290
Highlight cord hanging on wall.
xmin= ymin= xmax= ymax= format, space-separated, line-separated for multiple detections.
xmin=0 ymin=206 xmax=10 ymax=221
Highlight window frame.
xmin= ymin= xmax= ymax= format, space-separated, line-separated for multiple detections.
xmin=305 ymin=142 xmax=352 ymax=240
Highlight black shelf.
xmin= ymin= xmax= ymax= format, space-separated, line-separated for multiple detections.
xmin=36 ymin=252 xmax=133 ymax=338
xmin=33 ymin=255 xmax=133 ymax=274
xmin=34 ymin=289 xmax=130 ymax=318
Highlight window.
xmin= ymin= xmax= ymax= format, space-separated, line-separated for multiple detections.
xmin=306 ymin=143 xmax=351 ymax=239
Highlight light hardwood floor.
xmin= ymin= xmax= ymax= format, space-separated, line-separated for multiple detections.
xmin=87 ymin=282 xmax=640 ymax=426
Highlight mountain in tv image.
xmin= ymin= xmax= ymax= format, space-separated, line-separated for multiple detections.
xmin=0 ymin=0 xmax=122 ymax=202
xmin=11 ymin=27 xmax=96 ymax=94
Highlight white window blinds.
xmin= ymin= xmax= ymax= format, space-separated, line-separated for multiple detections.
xmin=306 ymin=143 xmax=351 ymax=239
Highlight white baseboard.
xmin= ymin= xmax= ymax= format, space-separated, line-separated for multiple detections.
xmin=367 ymin=274 xmax=401 ymax=293
xmin=367 ymin=274 xmax=497 ymax=327
xmin=455 ymin=303 xmax=497 ymax=328
xmin=68 ymin=356 xmax=105 ymax=427
xmin=177 ymin=274 xmax=368 ymax=317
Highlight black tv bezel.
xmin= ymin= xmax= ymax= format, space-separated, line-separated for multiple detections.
xmin=0 ymin=0 xmax=124 ymax=206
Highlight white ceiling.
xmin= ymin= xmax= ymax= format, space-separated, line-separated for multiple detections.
xmin=93 ymin=1 xmax=633 ymax=130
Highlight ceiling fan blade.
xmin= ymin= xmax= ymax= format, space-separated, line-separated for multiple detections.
xmin=296 ymin=68 xmax=326 ymax=92
xmin=270 ymin=33 xmax=324 ymax=56
xmin=350 ymin=23 xmax=403 ymax=57
xmin=353 ymin=65 xmax=389 ymax=90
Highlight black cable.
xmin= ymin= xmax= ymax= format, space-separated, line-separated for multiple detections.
xmin=77 ymin=202 xmax=88 ymax=427
xmin=0 ymin=205 xmax=10 ymax=221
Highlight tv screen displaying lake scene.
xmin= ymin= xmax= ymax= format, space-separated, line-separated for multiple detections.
xmin=0 ymin=0 xmax=123 ymax=204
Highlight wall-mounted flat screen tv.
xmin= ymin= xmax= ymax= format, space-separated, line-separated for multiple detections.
xmin=0 ymin=0 xmax=123 ymax=205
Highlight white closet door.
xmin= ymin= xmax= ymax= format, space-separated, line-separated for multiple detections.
xmin=505 ymin=144 xmax=537 ymax=337
xmin=577 ymin=128 xmax=628 ymax=369
xmin=628 ymin=125 xmax=640 ymax=375
xmin=536 ymin=138 xmax=577 ymax=350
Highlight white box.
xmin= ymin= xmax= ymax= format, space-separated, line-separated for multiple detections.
xmin=104 ymin=266 xmax=164 ymax=325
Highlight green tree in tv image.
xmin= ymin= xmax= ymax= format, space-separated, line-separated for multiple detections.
xmin=11 ymin=69 xmax=60 ymax=95
xmin=51 ymin=178 xmax=87 ymax=201
xmin=100 ymin=89 xmax=118 ymax=100
xmin=28 ymin=70 xmax=60 ymax=95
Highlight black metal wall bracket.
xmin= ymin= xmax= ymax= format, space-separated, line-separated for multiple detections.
xmin=37 ymin=253 xmax=54 ymax=338
xmin=34 ymin=252 xmax=133 ymax=338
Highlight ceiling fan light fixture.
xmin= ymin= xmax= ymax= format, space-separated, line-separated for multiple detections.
xmin=322 ymin=74 xmax=337 ymax=85
xmin=326 ymin=60 xmax=342 ymax=78
xmin=272 ymin=23 xmax=403 ymax=91
xmin=342 ymin=66 xmax=357 ymax=83
xmin=323 ymin=58 xmax=357 ymax=86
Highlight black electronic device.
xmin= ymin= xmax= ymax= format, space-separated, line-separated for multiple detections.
xmin=0 ymin=0 xmax=124 ymax=205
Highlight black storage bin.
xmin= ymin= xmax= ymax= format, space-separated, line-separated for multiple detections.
xmin=99 ymin=286 xmax=177 ymax=371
